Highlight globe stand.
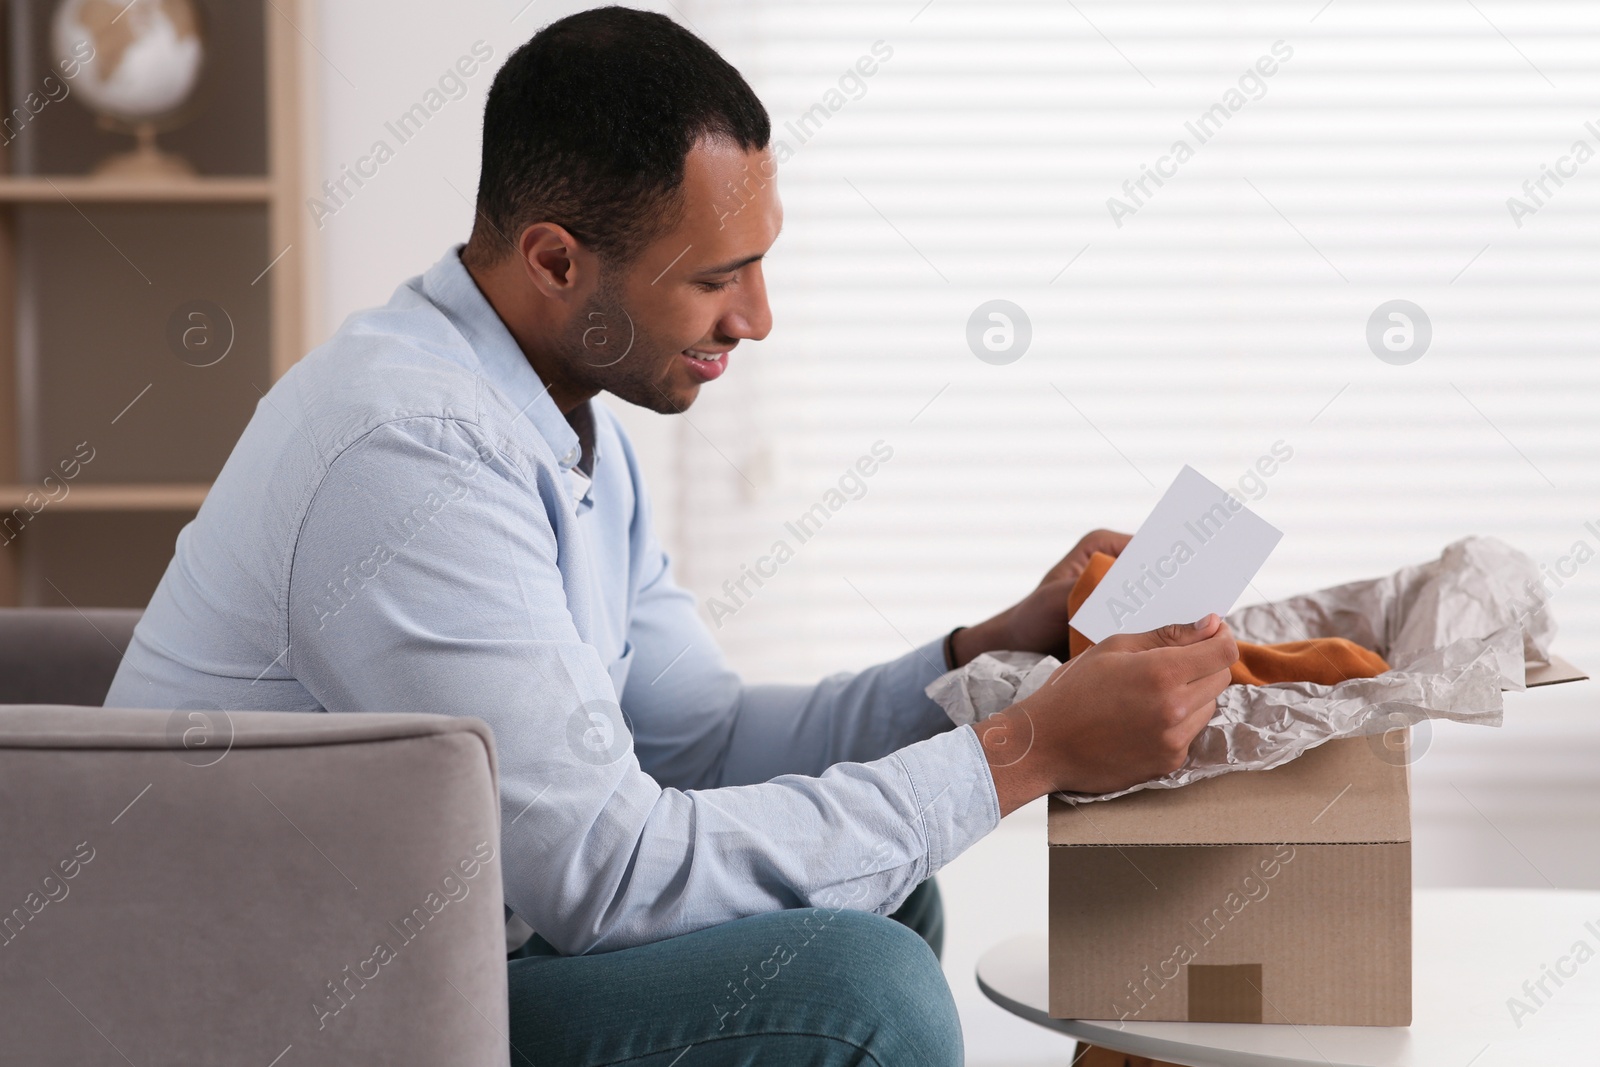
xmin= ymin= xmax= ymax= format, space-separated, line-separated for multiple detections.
xmin=91 ymin=120 xmax=196 ymax=181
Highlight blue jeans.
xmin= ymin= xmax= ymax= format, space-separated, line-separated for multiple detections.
xmin=506 ymin=880 xmax=960 ymax=1065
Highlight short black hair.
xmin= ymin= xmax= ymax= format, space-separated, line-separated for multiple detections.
xmin=464 ymin=6 xmax=770 ymax=268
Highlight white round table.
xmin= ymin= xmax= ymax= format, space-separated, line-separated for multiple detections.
xmin=976 ymin=888 xmax=1600 ymax=1067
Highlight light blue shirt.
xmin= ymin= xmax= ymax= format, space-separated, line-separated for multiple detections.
xmin=106 ymin=246 xmax=1000 ymax=954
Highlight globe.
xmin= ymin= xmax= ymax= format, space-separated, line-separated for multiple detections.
xmin=51 ymin=0 xmax=207 ymax=178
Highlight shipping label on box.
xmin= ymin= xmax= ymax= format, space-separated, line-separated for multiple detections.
xmin=1048 ymin=736 xmax=1413 ymax=1026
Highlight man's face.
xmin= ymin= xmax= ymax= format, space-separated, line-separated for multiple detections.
xmin=565 ymin=139 xmax=782 ymax=414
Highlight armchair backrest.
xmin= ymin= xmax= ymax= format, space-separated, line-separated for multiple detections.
xmin=0 ymin=705 xmax=509 ymax=1066
xmin=0 ymin=607 xmax=141 ymax=705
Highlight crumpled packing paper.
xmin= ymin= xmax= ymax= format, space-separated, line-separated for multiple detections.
xmin=926 ymin=536 xmax=1554 ymax=803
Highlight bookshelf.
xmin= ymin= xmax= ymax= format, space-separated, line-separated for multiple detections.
xmin=0 ymin=0 xmax=310 ymax=608
xmin=0 ymin=176 xmax=273 ymax=201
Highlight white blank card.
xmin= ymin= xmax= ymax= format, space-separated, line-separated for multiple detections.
xmin=1068 ymin=465 xmax=1282 ymax=643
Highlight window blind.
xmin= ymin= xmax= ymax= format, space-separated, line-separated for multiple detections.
xmin=658 ymin=0 xmax=1599 ymax=716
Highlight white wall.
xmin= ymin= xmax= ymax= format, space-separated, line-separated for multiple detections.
xmin=306 ymin=0 xmax=684 ymax=503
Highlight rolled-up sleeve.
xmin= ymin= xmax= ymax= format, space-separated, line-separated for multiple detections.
xmin=288 ymin=417 xmax=999 ymax=955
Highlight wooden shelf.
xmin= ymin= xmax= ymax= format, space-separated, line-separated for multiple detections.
xmin=0 ymin=483 xmax=209 ymax=511
xmin=0 ymin=176 xmax=273 ymax=203
xmin=0 ymin=0 xmax=306 ymax=607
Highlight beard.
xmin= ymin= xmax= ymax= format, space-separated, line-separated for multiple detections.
xmin=560 ymin=280 xmax=692 ymax=415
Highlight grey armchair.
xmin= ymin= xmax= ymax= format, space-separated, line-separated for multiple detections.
xmin=0 ymin=606 xmax=141 ymax=706
xmin=0 ymin=609 xmax=512 ymax=1066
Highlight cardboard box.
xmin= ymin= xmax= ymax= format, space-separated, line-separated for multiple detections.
xmin=1048 ymin=654 xmax=1589 ymax=1027
xmin=1049 ymin=735 xmax=1411 ymax=1025
xmin=1526 ymin=653 xmax=1588 ymax=688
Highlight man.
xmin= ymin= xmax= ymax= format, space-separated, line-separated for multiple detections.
xmin=107 ymin=7 xmax=1237 ymax=1064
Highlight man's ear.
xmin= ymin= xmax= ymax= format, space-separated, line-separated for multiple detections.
xmin=518 ymin=222 xmax=593 ymax=301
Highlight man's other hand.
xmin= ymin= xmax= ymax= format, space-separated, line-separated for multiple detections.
xmin=950 ymin=528 xmax=1131 ymax=666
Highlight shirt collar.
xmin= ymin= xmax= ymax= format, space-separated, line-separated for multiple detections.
xmin=419 ymin=245 xmax=595 ymax=477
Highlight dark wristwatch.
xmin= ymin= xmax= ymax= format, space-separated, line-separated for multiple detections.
xmin=942 ymin=625 xmax=968 ymax=671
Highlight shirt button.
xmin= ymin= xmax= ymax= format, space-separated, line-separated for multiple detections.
xmin=560 ymin=446 xmax=579 ymax=467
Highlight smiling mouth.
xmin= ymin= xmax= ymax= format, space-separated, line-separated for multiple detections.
xmin=680 ymin=348 xmax=729 ymax=381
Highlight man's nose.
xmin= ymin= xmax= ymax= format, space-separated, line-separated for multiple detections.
xmin=723 ymin=267 xmax=772 ymax=342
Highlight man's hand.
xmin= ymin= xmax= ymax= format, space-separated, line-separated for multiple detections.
xmin=950 ymin=528 xmax=1132 ymax=666
xmin=976 ymin=613 xmax=1239 ymax=816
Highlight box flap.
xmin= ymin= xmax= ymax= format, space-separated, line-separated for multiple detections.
xmin=1525 ymin=654 xmax=1588 ymax=688
xmin=1048 ymin=736 xmax=1409 ymax=847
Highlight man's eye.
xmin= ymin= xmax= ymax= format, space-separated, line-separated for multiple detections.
xmin=695 ymin=278 xmax=733 ymax=293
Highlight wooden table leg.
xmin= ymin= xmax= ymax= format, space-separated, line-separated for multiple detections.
xmin=1073 ymin=1041 xmax=1184 ymax=1067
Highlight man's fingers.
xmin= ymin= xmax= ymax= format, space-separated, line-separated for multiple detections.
xmin=1081 ymin=528 xmax=1133 ymax=557
xmin=1123 ymin=624 xmax=1239 ymax=686
xmin=1103 ymin=614 xmax=1218 ymax=653
xmin=1178 ymin=666 xmax=1233 ymax=719
xmin=1167 ymin=668 xmax=1230 ymax=749
xmin=1174 ymin=697 xmax=1219 ymax=751
xmin=1163 ymin=624 xmax=1240 ymax=682
xmin=1093 ymin=618 xmax=1239 ymax=690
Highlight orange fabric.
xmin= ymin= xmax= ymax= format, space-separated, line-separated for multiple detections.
xmin=1066 ymin=552 xmax=1390 ymax=686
